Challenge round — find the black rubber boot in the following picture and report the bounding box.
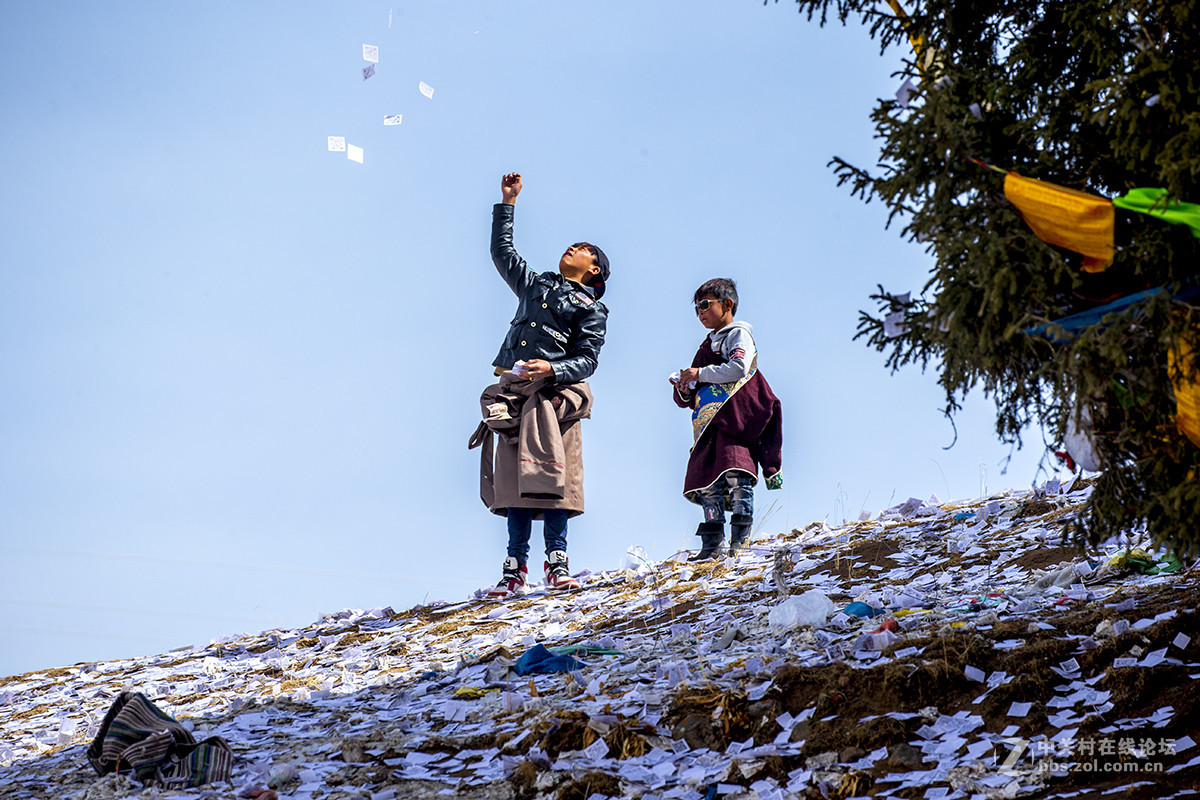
[688,522,726,561]
[729,514,753,555]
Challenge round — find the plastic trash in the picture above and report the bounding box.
[768,590,834,633]
[1028,564,1078,592]
[856,629,903,652]
[844,601,887,618]
[620,545,654,573]
[268,764,298,789]
[513,644,584,676]
[1111,549,1181,575]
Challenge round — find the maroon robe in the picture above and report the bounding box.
[673,339,783,498]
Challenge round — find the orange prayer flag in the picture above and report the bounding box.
[1003,173,1115,272]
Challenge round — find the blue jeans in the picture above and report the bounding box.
[506,508,568,563]
[696,471,755,523]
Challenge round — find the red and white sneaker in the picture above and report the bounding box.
[544,550,581,591]
[487,557,528,599]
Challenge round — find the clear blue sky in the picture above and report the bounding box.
[0,1,1064,678]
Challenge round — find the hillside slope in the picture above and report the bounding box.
[2,479,1199,799]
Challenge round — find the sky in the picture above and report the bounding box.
[0,1,1070,679]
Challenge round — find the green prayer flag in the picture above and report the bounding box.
[1113,188,1200,240]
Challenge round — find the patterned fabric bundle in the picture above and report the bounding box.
[86,692,233,788]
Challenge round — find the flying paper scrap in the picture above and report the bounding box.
[419,81,434,99]
[363,44,379,63]
[883,310,907,338]
[327,136,346,152]
[363,63,376,81]
[347,144,364,164]
[384,114,403,126]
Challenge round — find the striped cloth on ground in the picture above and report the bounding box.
[86,691,233,788]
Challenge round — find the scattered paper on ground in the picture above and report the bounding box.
[3,479,1199,799]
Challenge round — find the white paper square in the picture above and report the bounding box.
[964,665,985,683]
[327,136,345,152]
[363,63,376,81]
[583,738,609,760]
[883,310,907,338]
[1173,632,1191,650]
[1142,647,1168,667]
[363,44,379,63]
[383,114,403,126]
[1007,701,1032,717]
[347,144,364,164]
[419,81,434,99]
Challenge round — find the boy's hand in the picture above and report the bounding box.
[501,172,522,205]
[680,367,700,386]
[521,358,554,381]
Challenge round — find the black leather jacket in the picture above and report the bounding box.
[491,204,608,384]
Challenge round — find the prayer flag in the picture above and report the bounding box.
[1113,188,1200,241]
[1170,331,1200,449]
[1003,173,1115,272]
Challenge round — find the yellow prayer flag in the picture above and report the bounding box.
[885,0,926,71]
[1004,173,1115,272]
[1169,331,1200,449]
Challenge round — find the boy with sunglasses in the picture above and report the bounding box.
[671,278,783,560]
[476,172,610,599]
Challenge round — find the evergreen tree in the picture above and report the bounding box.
[781,0,1200,553]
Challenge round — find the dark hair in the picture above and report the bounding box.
[574,242,610,299]
[694,278,738,315]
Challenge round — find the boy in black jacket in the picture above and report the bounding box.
[483,172,610,598]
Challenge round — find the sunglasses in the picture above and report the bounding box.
[695,298,724,314]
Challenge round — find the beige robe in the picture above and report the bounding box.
[468,372,593,517]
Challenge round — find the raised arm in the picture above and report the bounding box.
[491,172,535,296]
